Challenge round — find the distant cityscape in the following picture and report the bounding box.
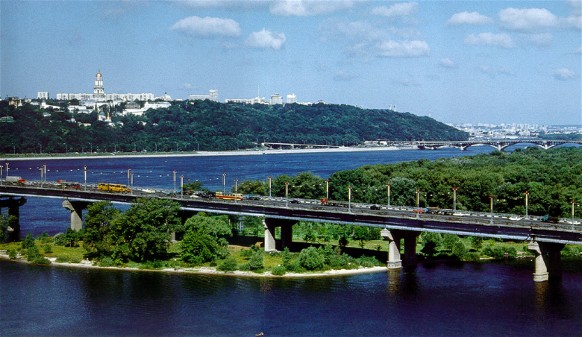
[3,70,581,137]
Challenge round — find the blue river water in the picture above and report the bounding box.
[2,147,582,336]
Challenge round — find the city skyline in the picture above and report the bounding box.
[1,0,580,125]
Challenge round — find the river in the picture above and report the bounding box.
[2,147,582,336]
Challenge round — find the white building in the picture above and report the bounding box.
[56,70,155,103]
[37,92,49,100]
[286,93,297,104]
[270,93,283,105]
[189,89,218,102]
[225,97,268,105]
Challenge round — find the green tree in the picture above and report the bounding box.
[83,201,121,258]
[110,198,181,262]
[298,246,325,270]
[180,213,232,264]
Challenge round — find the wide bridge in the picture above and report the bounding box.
[1,183,581,282]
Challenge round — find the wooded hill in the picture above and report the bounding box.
[0,99,468,153]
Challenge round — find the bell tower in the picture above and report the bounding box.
[94,69,105,100]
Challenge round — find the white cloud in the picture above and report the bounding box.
[439,57,456,68]
[372,2,418,18]
[376,40,429,57]
[170,16,241,38]
[499,8,558,32]
[270,0,353,16]
[553,68,576,80]
[447,11,492,25]
[245,29,287,50]
[478,65,513,77]
[525,33,553,46]
[465,32,513,48]
[562,15,582,29]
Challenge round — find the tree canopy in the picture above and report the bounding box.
[0,100,468,153]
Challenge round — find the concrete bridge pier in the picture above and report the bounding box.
[62,200,90,231]
[263,218,296,252]
[528,240,565,282]
[381,229,420,269]
[0,197,26,242]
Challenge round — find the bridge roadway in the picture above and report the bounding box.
[1,183,580,245]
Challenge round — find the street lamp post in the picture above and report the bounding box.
[127,169,131,188]
[524,191,529,220]
[43,164,47,183]
[572,199,576,225]
[39,167,44,187]
[416,189,420,219]
[452,186,458,211]
[348,185,352,213]
[326,179,330,200]
[84,165,87,191]
[180,175,184,198]
[387,183,391,209]
[285,182,289,207]
[222,173,227,194]
[234,178,238,193]
[0,165,3,185]
[489,195,495,224]
[5,162,9,177]
[173,170,177,194]
[268,176,272,198]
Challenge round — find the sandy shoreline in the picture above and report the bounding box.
[0,253,388,278]
[1,146,411,161]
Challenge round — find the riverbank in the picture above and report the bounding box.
[0,252,388,278]
[0,145,413,161]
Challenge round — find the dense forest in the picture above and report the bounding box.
[236,147,582,218]
[0,99,468,153]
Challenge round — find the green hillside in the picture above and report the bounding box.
[0,99,468,153]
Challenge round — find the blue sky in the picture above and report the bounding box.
[1,1,580,125]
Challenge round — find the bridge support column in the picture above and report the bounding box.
[381,229,401,269]
[527,240,565,282]
[263,219,277,252]
[62,200,90,231]
[0,197,26,242]
[381,229,420,269]
[402,231,420,267]
[263,218,297,252]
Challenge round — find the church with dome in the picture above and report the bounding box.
[56,70,157,103]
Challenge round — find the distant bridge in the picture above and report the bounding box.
[2,182,581,281]
[262,139,582,151]
[413,139,582,151]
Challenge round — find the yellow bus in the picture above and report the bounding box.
[215,191,243,201]
[97,183,131,193]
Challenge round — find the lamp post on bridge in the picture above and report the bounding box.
[416,189,421,219]
[127,168,132,189]
[348,185,352,213]
[173,170,177,194]
[524,191,529,220]
[222,172,227,194]
[83,165,87,191]
[387,183,391,209]
[489,195,495,224]
[180,175,184,199]
[285,182,289,207]
[452,186,459,211]
[572,199,577,226]
[0,165,3,185]
[5,162,9,177]
[268,176,272,198]
[326,179,330,200]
